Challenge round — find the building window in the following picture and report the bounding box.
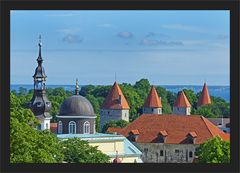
[175,149,179,156]
[152,108,154,112]
[189,151,193,158]
[156,152,159,162]
[83,121,90,134]
[58,121,63,134]
[69,121,76,134]
[46,123,49,129]
[160,150,164,156]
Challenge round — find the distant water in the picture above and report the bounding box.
[11,84,230,102]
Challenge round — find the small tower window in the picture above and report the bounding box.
[69,121,76,134]
[46,123,49,129]
[83,121,90,134]
[58,121,63,134]
[189,151,193,158]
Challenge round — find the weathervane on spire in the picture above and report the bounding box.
[75,78,79,95]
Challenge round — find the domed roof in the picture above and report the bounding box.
[59,95,95,116]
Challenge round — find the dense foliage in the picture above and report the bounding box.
[10,92,110,163]
[196,136,230,163]
[12,79,230,125]
[102,120,130,133]
[61,138,110,163]
[10,93,64,163]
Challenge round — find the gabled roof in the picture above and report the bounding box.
[198,83,211,106]
[143,86,162,108]
[188,132,197,138]
[174,91,191,108]
[101,82,130,109]
[107,114,229,144]
[159,130,168,137]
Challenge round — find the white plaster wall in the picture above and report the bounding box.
[143,107,162,114]
[173,107,191,115]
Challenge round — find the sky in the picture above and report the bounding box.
[10,10,230,85]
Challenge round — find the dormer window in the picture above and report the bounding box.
[158,130,168,143]
[187,132,197,144]
[128,130,140,142]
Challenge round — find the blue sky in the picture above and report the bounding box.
[10,10,230,85]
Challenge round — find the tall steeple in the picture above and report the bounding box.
[29,36,52,130]
[197,82,211,107]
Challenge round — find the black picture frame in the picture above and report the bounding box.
[0,0,239,173]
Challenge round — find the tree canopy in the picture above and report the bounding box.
[61,138,110,163]
[10,93,64,163]
[102,120,130,133]
[195,136,230,163]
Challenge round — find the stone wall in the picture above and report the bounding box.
[100,109,129,128]
[134,142,198,163]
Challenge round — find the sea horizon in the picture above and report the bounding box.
[11,84,230,102]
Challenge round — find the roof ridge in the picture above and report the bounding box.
[200,116,215,137]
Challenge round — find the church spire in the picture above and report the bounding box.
[37,35,43,66]
[75,78,79,95]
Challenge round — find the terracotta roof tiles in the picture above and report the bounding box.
[198,83,211,106]
[101,82,130,109]
[174,91,191,108]
[143,85,162,108]
[108,114,229,144]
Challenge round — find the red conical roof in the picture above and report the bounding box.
[174,90,191,108]
[101,82,130,109]
[143,86,162,108]
[198,83,211,106]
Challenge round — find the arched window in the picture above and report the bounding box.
[69,121,76,134]
[83,121,90,134]
[58,121,63,134]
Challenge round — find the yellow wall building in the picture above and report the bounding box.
[57,133,143,163]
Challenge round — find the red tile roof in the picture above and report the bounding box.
[50,123,57,134]
[107,114,229,144]
[143,85,162,108]
[174,91,191,108]
[198,83,211,106]
[101,82,130,109]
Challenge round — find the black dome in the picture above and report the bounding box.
[59,95,95,116]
